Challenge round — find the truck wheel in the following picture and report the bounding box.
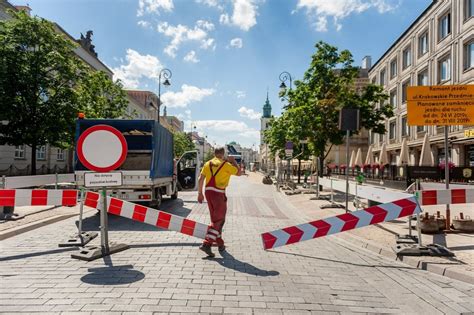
[171,189,178,200]
[151,189,162,208]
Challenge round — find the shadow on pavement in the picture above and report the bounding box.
[129,242,199,249]
[0,247,77,261]
[81,263,145,285]
[269,250,415,269]
[207,250,279,277]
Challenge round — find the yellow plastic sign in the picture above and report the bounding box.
[407,85,474,126]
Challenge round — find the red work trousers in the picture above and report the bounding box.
[203,190,227,246]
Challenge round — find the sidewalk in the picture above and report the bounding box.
[264,174,474,285]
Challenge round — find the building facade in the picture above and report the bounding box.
[368,0,474,168]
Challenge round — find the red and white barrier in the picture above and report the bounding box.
[84,191,208,239]
[417,189,474,206]
[0,189,78,207]
[261,197,421,250]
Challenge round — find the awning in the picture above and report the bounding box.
[397,137,410,166]
[419,133,434,166]
[365,145,374,165]
[450,137,474,145]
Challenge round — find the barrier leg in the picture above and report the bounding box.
[58,188,98,247]
[320,178,345,209]
[0,175,24,221]
[71,189,128,261]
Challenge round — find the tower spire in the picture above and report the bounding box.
[262,89,272,118]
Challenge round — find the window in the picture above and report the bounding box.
[438,55,451,82]
[418,69,429,86]
[402,80,410,103]
[36,145,46,160]
[389,121,396,140]
[371,76,376,84]
[14,145,25,159]
[466,0,474,19]
[464,40,474,70]
[390,59,397,79]
[380,69,386,85]
[57,149,65,161]
[418,31,429,56]
[401,116,409,137]
[390,89,397,108]
[417,125,426,133]
[402,46,411,69]
[439,12,451,40]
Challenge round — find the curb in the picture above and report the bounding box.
[0,213,78,241]
[336,232,474,285]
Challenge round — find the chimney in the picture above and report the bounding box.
[361,56,372,69]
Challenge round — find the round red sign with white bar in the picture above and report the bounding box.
[77,125,128,172]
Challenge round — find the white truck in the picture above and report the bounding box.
[74,119,200,207]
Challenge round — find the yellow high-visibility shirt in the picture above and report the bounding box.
[201,157,238,189]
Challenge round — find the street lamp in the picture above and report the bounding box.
[278,71,293,96]
[157,68,172,120]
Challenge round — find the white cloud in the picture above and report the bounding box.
[229,38,243,49]
[195,0,223,10]
[236,90,246,98]
[219,0,258,31]
[184,50,200,63]
[238,106,261,120]
[194,120,259,138]
[137,0,174,16]
[157,20,215,58]
[112,49,163,88]
[137,20,152,29]
[161,84,215,108]
[296,0,398,32]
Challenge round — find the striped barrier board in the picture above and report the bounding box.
[261,197,422,250]
[0,189,78,207]
[84,191,209,239]
[417,189,474,205]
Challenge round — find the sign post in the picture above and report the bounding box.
[407,85,474,231]
[71,124,129,261]
[285,141,293,182]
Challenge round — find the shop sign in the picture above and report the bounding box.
[464,129,474,138]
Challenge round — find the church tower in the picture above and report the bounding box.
[260,92,272,146]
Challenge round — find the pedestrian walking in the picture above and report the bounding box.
[197,147,241,257]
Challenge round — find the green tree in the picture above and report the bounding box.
[269,41,392,171]
[76,70,128,120]
[0,11,127,174]
[173,132,194,158]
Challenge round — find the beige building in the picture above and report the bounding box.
[368,0,474,168]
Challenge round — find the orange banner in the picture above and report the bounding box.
[407,85,474,126]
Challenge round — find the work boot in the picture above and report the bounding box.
[218,245,226,252]
[199,244,215,258]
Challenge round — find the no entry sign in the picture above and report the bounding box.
[77,125,128,172]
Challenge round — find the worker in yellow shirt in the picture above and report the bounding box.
[197,147,241,257]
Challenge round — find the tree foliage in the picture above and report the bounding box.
[0,10,127,174]
[173,132,194,158]
[266,41,393,165]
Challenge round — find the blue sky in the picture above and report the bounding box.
[19,0,431,148]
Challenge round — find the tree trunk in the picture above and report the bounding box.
[297,158,301,184]
[31,143,37,175]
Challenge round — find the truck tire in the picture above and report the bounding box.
[151,188,162,208]
[171,189,178,200]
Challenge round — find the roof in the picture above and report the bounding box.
[370,0,438,71]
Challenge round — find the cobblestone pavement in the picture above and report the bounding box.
[0,174,473,314]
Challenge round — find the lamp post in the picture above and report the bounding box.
[157,68,172,120]
[279,71,293,100]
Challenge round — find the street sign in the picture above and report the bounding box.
[285,149,293,158]
[84,172,123,188]
[285,141,293,150]
[407,85,474,126]
[77,125,128,172]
